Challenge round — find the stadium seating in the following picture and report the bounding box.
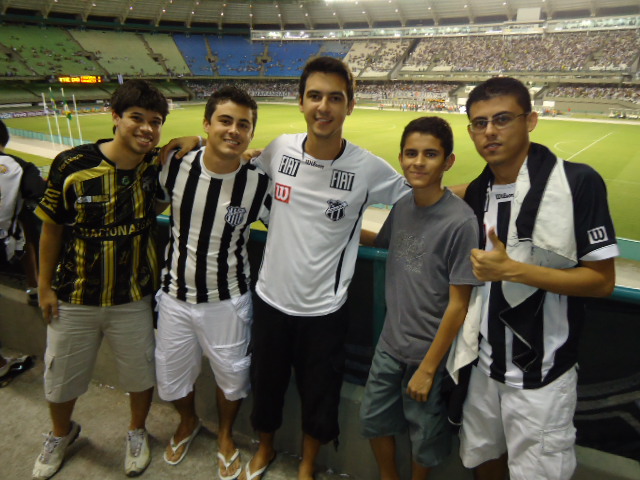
[142,34,192,76]
[264,41,322,77]
[401,30,639,73]
[0,84,40,105]
[318,41,352,58]
[208,36,264,76]
[0,24,638,109]
[361,39,412,78]
[344,40,383,76]
[70,30,166,77]
[0,25,104,77]
[546,85,640,104]
[172,34,214,76]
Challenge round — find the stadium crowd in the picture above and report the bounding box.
[546,84,640,104]
[1,27,638,80]
[357,81,459,100]
[186,79,461,102]
[403,30,639,73]
[186,80,298,99]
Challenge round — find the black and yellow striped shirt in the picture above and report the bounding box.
[36,140,161,306]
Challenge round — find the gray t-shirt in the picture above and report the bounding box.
[375,189,482,366]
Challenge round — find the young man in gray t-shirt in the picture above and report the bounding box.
[360,117,482,479]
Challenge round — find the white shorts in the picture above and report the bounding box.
[44,297,155,403]
[459,366,577,480]
[155,290,252,402]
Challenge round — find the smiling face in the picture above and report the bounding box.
[203,100,254,165]
[467,94,538,182]
[112,106,163,157]
[400,132,454,192]
[299,71,354,144]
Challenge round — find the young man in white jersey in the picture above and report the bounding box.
[242,56,408,480]
[155,86,270,480]
[453,77,618,480]
[167,57,409,480]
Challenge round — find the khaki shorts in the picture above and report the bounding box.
[44,297,155,403]
[459,366,577,480]
[155,290,252,402]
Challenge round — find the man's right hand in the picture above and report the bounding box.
[159,136,201,164]
[38,286,59,324]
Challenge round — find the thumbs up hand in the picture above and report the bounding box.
[470,228,514,282]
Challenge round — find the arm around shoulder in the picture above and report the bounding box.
[360,227,378,247]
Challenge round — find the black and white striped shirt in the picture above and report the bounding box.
[472,161,618,389]
[160,148,270,303]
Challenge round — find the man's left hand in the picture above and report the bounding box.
[470,228,514,282]
[407,369,434,402]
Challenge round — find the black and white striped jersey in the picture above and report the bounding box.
[160,148,270,303]
[475,161,618,389]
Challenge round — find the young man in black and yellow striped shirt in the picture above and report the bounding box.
[32,80,169,480]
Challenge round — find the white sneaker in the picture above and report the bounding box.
[125,428,151,477]
[32,422,81,480]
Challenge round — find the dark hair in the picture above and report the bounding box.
[466,77,532,118]
[299,56,355,103]
[400,116,454,158]
[110,80,169,133]
[0,119,8,147]
[204,85,258,128]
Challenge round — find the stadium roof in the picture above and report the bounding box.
[2,0,639,31]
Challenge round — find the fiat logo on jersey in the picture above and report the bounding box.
[275,183,291,203]
[325,199,348,221]
[225,206,246,227]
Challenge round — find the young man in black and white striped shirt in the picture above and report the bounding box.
[155,86,270,480]
[456,77,618,480]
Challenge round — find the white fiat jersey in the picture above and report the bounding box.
[254,133,410,316]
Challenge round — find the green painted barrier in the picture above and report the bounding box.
[618,237,640,262]
[160,217,640,324]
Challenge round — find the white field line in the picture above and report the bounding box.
[566,132,614,160]
[606,178,640,186]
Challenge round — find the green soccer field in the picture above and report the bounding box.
[5,102,640,240]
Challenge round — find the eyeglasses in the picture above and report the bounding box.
[468,112,529,133]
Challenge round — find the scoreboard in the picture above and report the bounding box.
[58,75,104,84]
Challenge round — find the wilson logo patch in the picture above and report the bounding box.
[587,226,608,245]
[274,183,292,203]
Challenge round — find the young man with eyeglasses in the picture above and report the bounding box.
[451,77,618,480]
